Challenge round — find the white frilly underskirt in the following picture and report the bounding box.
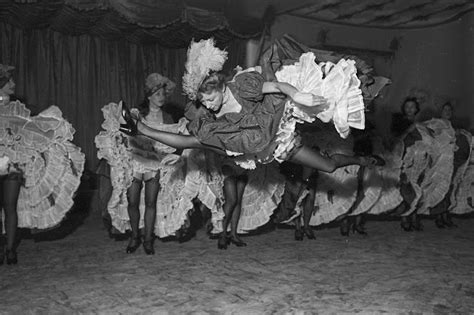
[0,101,85,230]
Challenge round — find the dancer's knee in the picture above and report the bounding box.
[321,162,337,173]
[225,197,238,209]
[144,200,157,209]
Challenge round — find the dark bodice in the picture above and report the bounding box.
[187,71,286,155]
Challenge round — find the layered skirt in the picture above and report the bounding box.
[0,101,84,229]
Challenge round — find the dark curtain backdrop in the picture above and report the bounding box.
[0,22,246,170]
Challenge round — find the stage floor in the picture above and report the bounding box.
[1,210,474,314]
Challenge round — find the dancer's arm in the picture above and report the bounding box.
[137,121,227,155]
[262,81,327,108]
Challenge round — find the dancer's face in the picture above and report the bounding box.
[0,78,15,96]
[403,101,418,121]
[199,88,224,112]
[148,87,166,108]
[441,105,453,121]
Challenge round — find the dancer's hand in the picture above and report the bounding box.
[130,108,141,121]
[161,154,181,165]
[293,92,328,109]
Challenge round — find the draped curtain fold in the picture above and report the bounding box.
[0,0,262,45]
[0,22,247,169]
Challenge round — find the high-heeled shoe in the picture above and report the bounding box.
[435,216,446,229]
[143,239,155,255]
[352,223,368,236]
[400,217,413,232]
[119,103,138,136]
[294,229,304,241]
[217,234,228,250]
[340,219,350,236]
[229,235,247,247]
[303,226,316,240]
[126,236,141,254]
[412,216,423,231]
[6,249,17,265]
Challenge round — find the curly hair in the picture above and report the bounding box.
[400,97,420,116]
[441,101,453,111]
[196,72,226,100]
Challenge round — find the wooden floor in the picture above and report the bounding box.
[1,208,474,314]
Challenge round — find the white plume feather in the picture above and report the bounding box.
[182,38,228,100]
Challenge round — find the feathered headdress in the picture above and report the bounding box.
[182,38,228,100]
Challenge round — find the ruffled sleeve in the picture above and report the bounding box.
[233,72,265,103]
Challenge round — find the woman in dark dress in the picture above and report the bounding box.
[120,39,384,175]
[391,97,424,231]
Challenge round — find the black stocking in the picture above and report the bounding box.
[302,187,315,230]
[143,176,160,242]
[230,175,247,241]
[291,146,365,173]
[1,177,21,250]
[127,179,142,239]
[221,176,238,236]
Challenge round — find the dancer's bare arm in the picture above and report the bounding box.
[262,81,327,108]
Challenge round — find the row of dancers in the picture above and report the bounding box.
[0,37,472,264]
[97,38,473,253]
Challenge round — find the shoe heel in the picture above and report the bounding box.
[352,224,368,236]
[294,229,304,241]
[217,235,228,250]
[6,249,17,265]
[143,240,155,255]
[229,237,247,247]
[340,219,350,236]
[126,237,142,254]
[303,227,316,240]
[119,102,138,136]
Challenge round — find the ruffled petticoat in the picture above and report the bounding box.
[236,162,285,233]
[273,52,364,162]
[288,130,359,226]
[368,139,404,215]
[399,119,455,216]
[179,150,225,234]
[95,102,219,238]
[207,157,285,234]
[0,101,85,229]
[233,52,365,169]
[349,165,383,216]
[308,165,359,226]
[449,131,473,214]
[342,136,404,217]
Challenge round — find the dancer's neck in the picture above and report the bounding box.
[146,105,164,123]
[215,87,241,118]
